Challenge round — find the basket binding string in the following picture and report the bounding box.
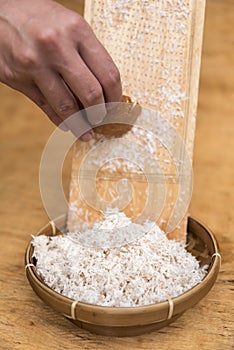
[211,252,221,268]
[64,300,79,320]
[167,298,174,320]
[25,263,35,271]
[49,220,56,236]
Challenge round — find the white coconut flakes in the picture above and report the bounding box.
[32,210,207,307]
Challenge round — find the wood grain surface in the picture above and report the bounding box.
[68,0,206,240]
[0,0,233,349]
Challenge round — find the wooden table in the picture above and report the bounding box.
[0,1,233,349]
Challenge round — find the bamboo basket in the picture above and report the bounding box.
[25,216,220,337]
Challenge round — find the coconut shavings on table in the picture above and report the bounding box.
[32,210,207,307]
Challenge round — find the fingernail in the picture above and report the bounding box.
[106,101,118,112]
[81,131,93,142]
[86,104,106,125]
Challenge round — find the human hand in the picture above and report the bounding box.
[0,0,122,140]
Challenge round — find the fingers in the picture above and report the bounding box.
[17,82,65,128]
[34,70,93,138]
[58,51,107,125]
[19,82,93,140]
[77,28,122,103]
[34,70,78,121]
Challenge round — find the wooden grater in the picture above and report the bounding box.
[67,0,206,240]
